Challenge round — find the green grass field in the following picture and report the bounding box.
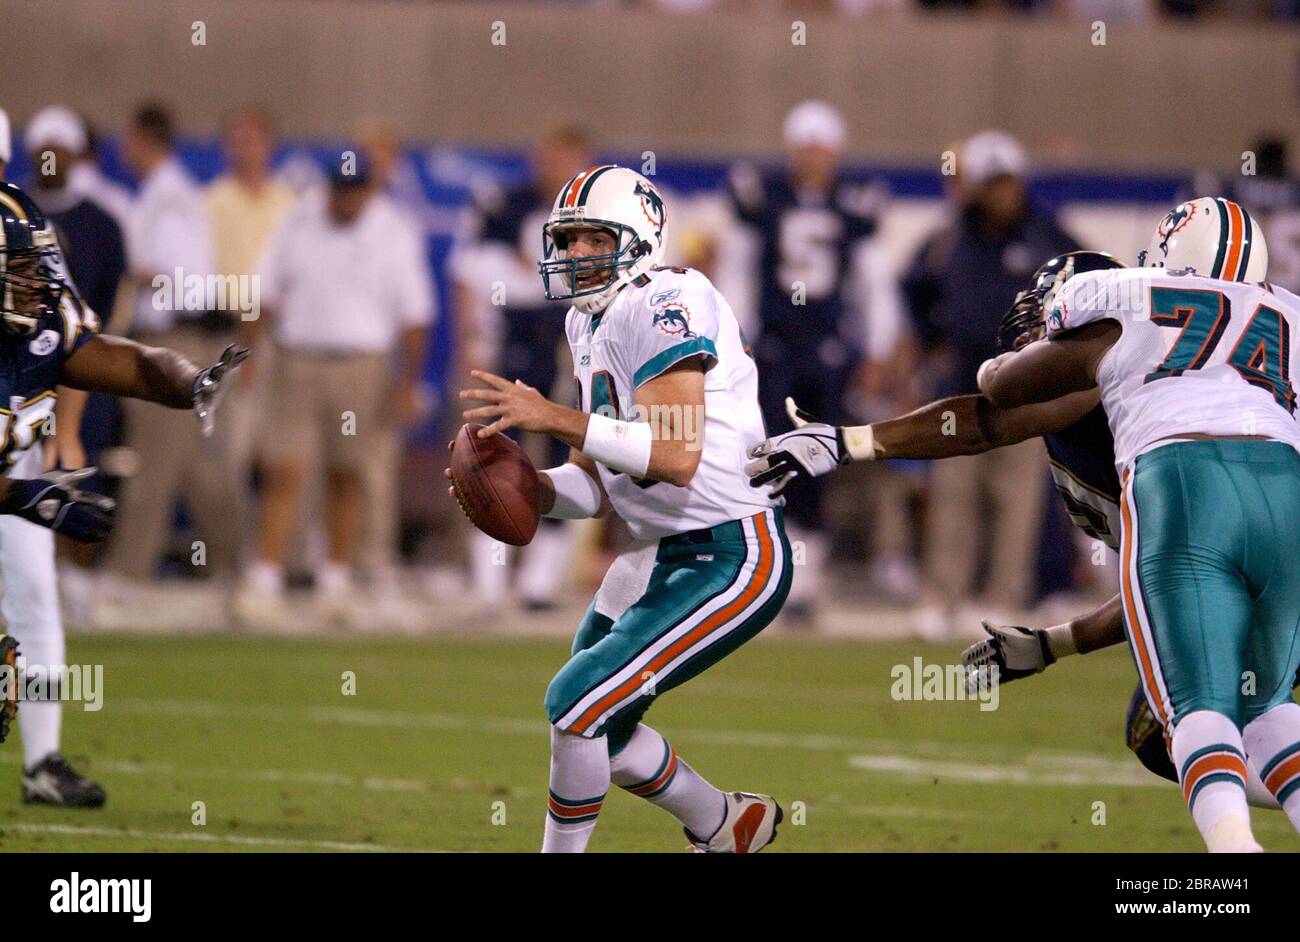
[1,631,1296,852]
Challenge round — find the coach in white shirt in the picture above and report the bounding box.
[106,104,247,586]
[237,155,433,624]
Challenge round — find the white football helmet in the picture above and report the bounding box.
[538,165,668,314]
[1138,196,1268,283]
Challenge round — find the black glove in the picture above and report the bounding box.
[193,344,250,437]
[0,467,116,542]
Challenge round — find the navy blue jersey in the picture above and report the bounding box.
[1042,403,1121,550]
[727,164,881,348]
[0,291,97,475]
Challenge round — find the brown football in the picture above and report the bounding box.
[449,424,541,546]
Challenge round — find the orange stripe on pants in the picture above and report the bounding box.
[569,514,774,735]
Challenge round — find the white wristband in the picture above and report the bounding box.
[842,424,877,462]
[541,464,603,520]
[581,413,652,478]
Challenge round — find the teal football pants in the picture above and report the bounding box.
[545,509,791,752]
[1120,440,1300,730]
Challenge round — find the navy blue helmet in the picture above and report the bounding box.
[996,250,1124,353]
[0,181,70,337]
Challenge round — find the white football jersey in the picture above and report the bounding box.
[566,266,775,539]
[1047,267,1300,473]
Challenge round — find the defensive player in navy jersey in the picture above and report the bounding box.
[0,182,245,805]
[744,253,1192,780]
[727,100,897,623]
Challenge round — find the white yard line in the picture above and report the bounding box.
[0,752,426,792]
[847,753,1164,788]
[107,697,1002,757]
[102,697,1160,788]
[2,821,443,852]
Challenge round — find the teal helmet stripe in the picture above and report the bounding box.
[1210,198,1230,278]
[1237,204,1253,281]
[575,165,618,209]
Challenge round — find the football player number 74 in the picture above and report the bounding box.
[1144,286,1296,414]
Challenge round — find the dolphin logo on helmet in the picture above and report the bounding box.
[1137,197,1268,283]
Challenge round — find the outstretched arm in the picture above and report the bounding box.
[870,389,1101,459]
[745,389,1100,492]
[977,321,1119,408]
[961,593,1125,689]
[60,334,200,408]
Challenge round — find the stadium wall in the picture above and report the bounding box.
[1,0,1295,172]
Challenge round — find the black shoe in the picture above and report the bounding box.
[22,753,107,808]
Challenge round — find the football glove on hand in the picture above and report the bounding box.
[193,344,249,437]
[962,620,1056,695]
[745,397,848,496]
[0,467,115,543]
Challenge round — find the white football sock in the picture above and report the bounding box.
[1245,757,1281,810]
[14,632,64,769]
[542,726,609,853]
[1243,702,1300,832]
[20,700,61,770]
[1172,710,1257,852]
[610,723,726,840]
[517,522,577,605]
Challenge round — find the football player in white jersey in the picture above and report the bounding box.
[455,165,791,852]
[978,197,1300,852]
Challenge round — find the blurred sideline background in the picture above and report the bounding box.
[0,0,1296,640]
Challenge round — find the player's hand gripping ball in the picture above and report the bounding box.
[446,424,540,546]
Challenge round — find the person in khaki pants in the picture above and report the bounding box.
[236,154,432,626]
[920,437,1045,627]
[106,104,247,584]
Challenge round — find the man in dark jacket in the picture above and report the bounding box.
[902,130,1079,640]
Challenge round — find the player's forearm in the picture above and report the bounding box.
[1067,592,1125,655]
[540,449,610,519]
[63,335,199,409]
[865,395,995,460]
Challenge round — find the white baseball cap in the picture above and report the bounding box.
[961,129,1027,187]
[27,105,87,155]
[0,107,10,165]
[783,100,846,151]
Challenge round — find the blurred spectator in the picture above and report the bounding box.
[450,125,592,609]
[727,100,905,626]
[237,153,433,625]
[69,121,133,232]
[354,120,436,590]
[25,107,126,323]
[902,129,1078,638]
[104,103,245,587]
[206,109,296,482]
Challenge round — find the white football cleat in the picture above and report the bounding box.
[687,791,782,853]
